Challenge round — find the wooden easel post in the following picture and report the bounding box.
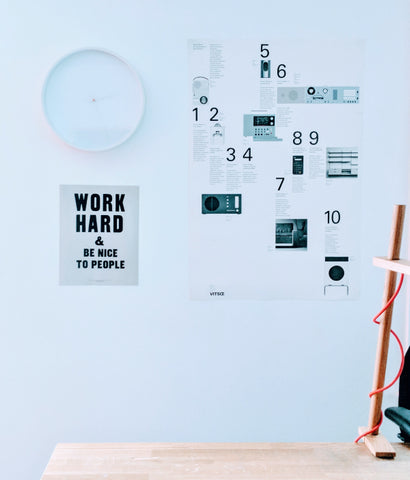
[359,204,406,458]
[368,205,405,431]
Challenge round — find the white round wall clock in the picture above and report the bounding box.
[42,48,145,151]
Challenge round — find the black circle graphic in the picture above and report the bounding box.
[204,196,220,212]
[329,265,345,281]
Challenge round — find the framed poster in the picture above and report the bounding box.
[189,39,364,300]
[60,185,139,285]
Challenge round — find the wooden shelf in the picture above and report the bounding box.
[373,256,410,276]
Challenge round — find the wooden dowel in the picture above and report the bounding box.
[368,205,406,434]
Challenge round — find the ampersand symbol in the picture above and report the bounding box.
[95,236,104,246]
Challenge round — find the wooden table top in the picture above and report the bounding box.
[41,442,410,480]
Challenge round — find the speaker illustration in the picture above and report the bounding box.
[193,76,209,104]
[277,87,305,104]
[277,86,360,104]
[202,194,242,214]
[243,114,282,141]
[324,256,349,297]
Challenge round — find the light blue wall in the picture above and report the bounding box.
[0,1,409,478]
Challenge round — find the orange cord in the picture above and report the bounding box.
[354,273,405,443]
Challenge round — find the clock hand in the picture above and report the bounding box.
[89,94,116,102]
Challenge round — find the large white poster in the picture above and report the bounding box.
[60,185,139,285]
[189,39,364,300]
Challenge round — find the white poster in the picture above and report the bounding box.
[60,185,139,285]
[189,39,364,300]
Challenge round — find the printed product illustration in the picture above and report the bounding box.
[202,194,242,214]
[277,86,359,104]
[275,219,308,249]
[324,256,350,297]
[326,148,358,177]
[243,114,282,141]
[292,155,304,175]
[211,123,225,145]
[193,76,209,104]
[260,60,271,78]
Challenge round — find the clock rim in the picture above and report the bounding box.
[42,47,145,152]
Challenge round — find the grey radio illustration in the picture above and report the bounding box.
[202,194,242,214]
[324,256,349,297]
[193,76,209,105]
[277,86,359,104]
[243,114,282,141]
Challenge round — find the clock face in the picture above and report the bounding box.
[42,49,145,151]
